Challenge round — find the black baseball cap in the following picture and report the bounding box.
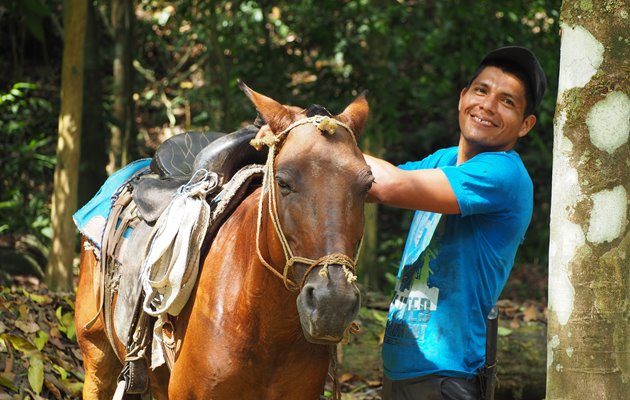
[478,46,547,113]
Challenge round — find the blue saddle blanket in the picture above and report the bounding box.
[73,159,151,252]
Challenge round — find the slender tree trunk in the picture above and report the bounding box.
[547,1,630,398]
[358,135,384,291]
[360,202,379,289]
[47,0,87,291]
[207,3,232,131]
[107,0,134,175]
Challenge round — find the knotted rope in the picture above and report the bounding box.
[252,115,362,291]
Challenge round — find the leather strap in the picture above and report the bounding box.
[102,187,134,363]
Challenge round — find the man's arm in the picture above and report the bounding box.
[364,154,460,214]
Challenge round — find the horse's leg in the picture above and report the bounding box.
[75,241,123,399]
[148,364,170,400]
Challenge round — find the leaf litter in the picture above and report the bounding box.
[0,279,83,399]
[0,278,547,400]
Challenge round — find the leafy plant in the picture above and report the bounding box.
[0,82,57,243]
[0,82,57,281]
[129,1,560,273]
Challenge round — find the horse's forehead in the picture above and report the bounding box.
[283,119,356,148]
[279,125,362,166]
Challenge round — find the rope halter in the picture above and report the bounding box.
[252,115,362,291]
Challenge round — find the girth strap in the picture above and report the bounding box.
[84,185,135,364]
[114,294,153,398]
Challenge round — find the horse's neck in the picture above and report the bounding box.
[244,189,304,332]
[199,188,303,342]
[171,188,330,400]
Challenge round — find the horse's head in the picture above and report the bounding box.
[240,81,372,344]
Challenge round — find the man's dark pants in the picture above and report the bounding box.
[382,374,481,400]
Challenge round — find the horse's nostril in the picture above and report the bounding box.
[303,284,316,311]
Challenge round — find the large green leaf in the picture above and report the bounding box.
[28,354,44,395]
[34,330,49,351]
[55,306,76,341]
[3,333,37,354]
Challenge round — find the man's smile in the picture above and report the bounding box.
[470,113,497,127]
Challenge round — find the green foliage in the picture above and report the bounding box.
[0,0,61,85]
[129,1,560,270]
[0,83,57,244]
[0,0,52,41]
[0,0,561,293]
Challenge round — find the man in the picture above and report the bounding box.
[365,46,547,399]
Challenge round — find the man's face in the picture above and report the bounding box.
[458,66,536,154]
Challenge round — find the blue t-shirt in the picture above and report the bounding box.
[382,146,533,380]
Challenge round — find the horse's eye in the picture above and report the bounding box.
[276,177,292,195]
[361,173,375,196]
[363,179,374,195]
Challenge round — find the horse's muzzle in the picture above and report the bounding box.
[296,266,361,344]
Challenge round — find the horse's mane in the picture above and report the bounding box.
[305,104,332,118]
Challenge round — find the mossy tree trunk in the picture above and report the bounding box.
[547,1,630,398]
[46,0,87,291]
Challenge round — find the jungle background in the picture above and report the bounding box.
[0,0,561,398]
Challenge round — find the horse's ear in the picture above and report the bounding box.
[238,80,296,134]
[336,90,369,139]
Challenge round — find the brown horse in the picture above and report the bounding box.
[74,83,373,399]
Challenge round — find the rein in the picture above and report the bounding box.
[252,115,362,291]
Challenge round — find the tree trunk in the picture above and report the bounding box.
[207,3,232,131]
[358,135,384,291]
[107,0,134,175]
[547,1,630,398]
[46,0,87,291]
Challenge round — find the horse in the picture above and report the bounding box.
[74,82,373,399]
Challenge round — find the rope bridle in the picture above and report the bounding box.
[252,115,363,291]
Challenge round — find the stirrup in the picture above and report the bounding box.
[114,358,149,398]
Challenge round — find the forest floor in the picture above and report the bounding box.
[0,270,547,400]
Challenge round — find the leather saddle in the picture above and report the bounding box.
[132,122,267,223]
[108,120,269,394]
